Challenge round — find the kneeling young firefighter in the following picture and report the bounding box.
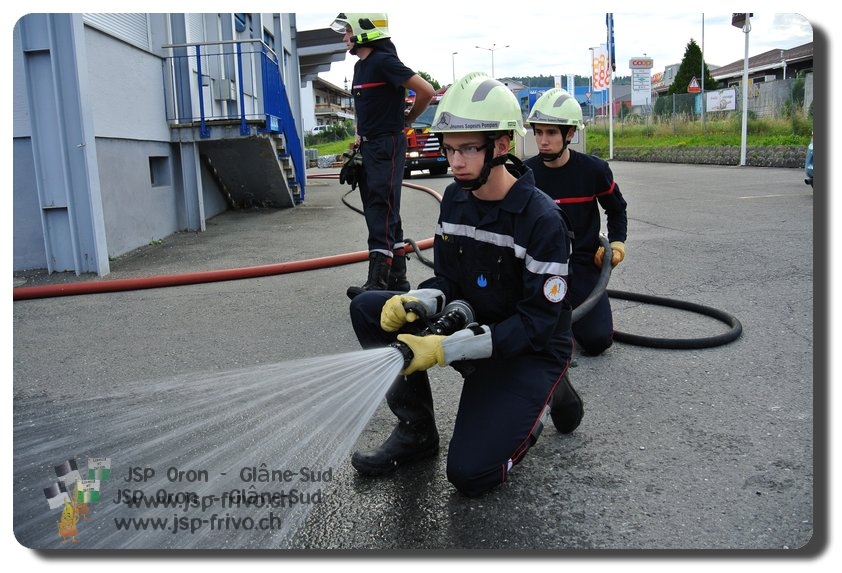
[525,88,628,356]
[349,72,583,497]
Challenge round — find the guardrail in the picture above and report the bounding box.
[162,39,305,200]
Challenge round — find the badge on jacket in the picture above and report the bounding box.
[543,276,567,302]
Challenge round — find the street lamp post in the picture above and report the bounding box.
[475,43,509,79]
[732,13,752,166]
[451,51,458,84]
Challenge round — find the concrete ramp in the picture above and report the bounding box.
[199,135,297,209]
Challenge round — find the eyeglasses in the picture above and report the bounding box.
[440,143,488,159]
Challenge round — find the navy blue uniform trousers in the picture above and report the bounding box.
[569,260,614,355]
[350,290,567,497]
[358,134,406,257]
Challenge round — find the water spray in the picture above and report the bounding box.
[388,299,475,369]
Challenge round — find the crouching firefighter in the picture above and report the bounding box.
[348,72,583,498]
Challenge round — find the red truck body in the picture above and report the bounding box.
[403,88,449,178]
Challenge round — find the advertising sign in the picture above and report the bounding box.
[631,69,652,106]
[706,88,737,111]
[592,44,610,91]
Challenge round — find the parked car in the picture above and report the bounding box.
[805,134,813,187]
[312,125,329,134]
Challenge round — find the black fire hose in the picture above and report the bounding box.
[586,237,743,349]
[608,289,743,349]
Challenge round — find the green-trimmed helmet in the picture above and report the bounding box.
[432,72,526,137]
[527,88,583,129]
[330,13,390,44]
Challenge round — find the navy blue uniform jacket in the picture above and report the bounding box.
[419,167,573,365]
[352,42,414,137]
[525,149,627,265]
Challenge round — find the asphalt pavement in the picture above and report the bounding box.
[11,161,820,555]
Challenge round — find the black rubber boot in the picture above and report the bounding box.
[549,371,584,434]
[351,372,439,476]
[351,419,439,476]
[347,251,391,300]
[387,247,411,292]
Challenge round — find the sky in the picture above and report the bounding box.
[294,9,816,90]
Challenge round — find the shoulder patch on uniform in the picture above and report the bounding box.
[543,276,567,303]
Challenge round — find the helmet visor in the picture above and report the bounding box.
[330,20,350,34]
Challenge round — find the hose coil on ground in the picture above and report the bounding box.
[575,237,742,349]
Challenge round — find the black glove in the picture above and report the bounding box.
[339,148,363,190]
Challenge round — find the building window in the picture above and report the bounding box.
[234,13,247,33]
[149,156,171,188]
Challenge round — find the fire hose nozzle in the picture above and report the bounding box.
[387,299,476,370]
[389,340,415,370]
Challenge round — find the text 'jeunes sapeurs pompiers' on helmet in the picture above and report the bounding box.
[432,72,526,137]
[527,87,584,129]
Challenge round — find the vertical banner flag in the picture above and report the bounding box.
[554,75,562,88]
[607,13,615,72]
[592,45,610,91]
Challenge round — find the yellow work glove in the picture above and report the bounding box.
[381,295,421,332]
[395,333,446,375]
[396,324,494,375]
[380,289,446,332]
[594,241,626,269]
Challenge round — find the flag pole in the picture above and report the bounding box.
[607,13,614,160]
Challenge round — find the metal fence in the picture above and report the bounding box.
[588,76,813,135]
[162,38,305,200]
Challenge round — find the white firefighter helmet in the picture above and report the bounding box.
[527,87,583,129]
[330,13,390,44]
[432,72,526,137]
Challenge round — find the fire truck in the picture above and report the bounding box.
[403,87,449,179]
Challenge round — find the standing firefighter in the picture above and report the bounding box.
[525,88,628,356]
[331,13,435,298]
[349,72,583,497]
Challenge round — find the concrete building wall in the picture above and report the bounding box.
[13,12,313,275]
[12,138,46,270]
[95,138,179,257]
[300,80,317,132]
[84,27,172,141]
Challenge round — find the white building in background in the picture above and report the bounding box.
[300,77,354,133]
[13,13,345,276]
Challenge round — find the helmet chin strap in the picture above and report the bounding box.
[455,136,507,191]
[539,148,565,162]
[539,126,573,163]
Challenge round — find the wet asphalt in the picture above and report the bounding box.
[12,161,820,555]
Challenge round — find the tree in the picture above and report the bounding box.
[667,39,717,115]
[417,71,440,91]
[669,39,717,95]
